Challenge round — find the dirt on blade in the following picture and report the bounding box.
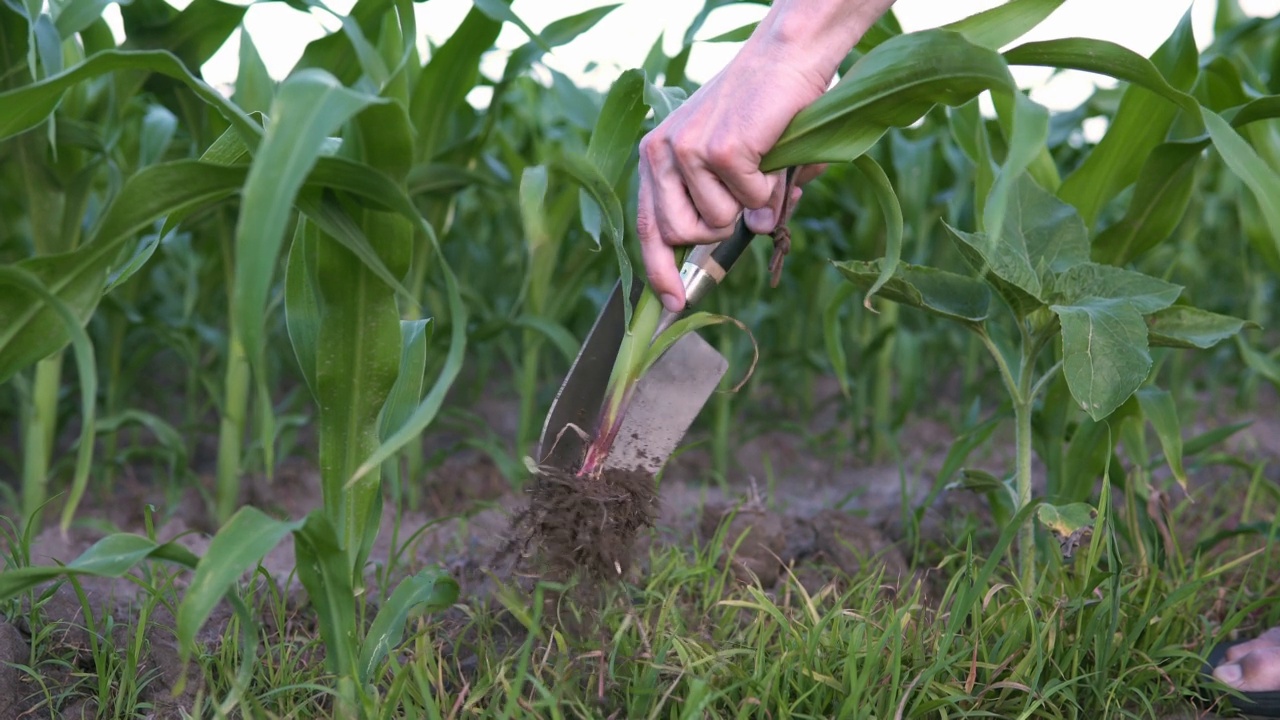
[505,465,658,583]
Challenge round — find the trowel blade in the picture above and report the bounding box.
[602,329,728,475]
[536,279,728,476]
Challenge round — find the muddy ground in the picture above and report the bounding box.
[1,376,1277,717]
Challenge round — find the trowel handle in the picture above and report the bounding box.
[679,217,756,308]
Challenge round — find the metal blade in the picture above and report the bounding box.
[537,279,728,475]
[537,280,636,470]
[603,330,727,474]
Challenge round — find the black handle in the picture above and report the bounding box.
[708,216,757,275]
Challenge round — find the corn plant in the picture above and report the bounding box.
[0,0,615,713]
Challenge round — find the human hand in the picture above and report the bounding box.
[636,0,895,313]
[637,42,827,313]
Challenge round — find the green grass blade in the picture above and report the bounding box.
[358,568,458,684]
[176,507,304,659]
[0,266,96,532]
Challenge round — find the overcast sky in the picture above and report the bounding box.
[107,0,1280,110]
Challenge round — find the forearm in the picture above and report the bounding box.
[751,0,896,85]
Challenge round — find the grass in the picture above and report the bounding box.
[2,416,1276,719]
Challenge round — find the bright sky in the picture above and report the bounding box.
[108,0,1280,111]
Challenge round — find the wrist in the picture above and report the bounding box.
[755,0,893,82]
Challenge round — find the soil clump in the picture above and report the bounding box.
[505,465,658,584]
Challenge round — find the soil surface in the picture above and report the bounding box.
[1,377,1275,717]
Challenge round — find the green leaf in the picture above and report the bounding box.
[234,28,275,115]
[1010,15,1200,226]
[850,154,902,308]
[285,220,322,400]
[231,69,383,373]
[0,533,199,601]
[54,0,117,39]
[0,266,96,532]
[1146,306,1253,349]
[1048,263,1182,315]
[472,0,551,53]
[358,568,458,683]
[409,6,501,161]
[1237,338,1280,388]
[834,259,991,325]
[985,92,1050,247]
[557,153,629,324]
[1136,387,1187,492]
[1051,298,1151,421]
[1036,502,1096,557]
[942,0,1064,50]
[0,49,261,144]
[177,507,304,658]
[292,512,358,678]
[586,68,647,186]
[704,23,755,43]
[1202,108,1280,265]
[512,315,579,364]
[379,319,431,441]
[540,4,620,46]
[581,68,649,246]
[947,173,1089,317]
[1092,140,1203,264]
[123,0,248,71]
[351,226,467,485]
[313,211,405,568]
[138,104,178,167]
[763,30,1017,170]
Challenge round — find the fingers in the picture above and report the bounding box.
[1225,627,1280,663]
[1216,647,1280,692]
[743,170,786,234]
[636,168,686,313]
[795,163,828,187]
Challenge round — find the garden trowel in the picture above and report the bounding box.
[537,219,759,476]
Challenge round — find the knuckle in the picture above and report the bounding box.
[671,135,699,165]
[703,140,738,170]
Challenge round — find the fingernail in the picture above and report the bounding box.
[660,293,683,313]
[1215,663,1243,686]
[745,207,775,233]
